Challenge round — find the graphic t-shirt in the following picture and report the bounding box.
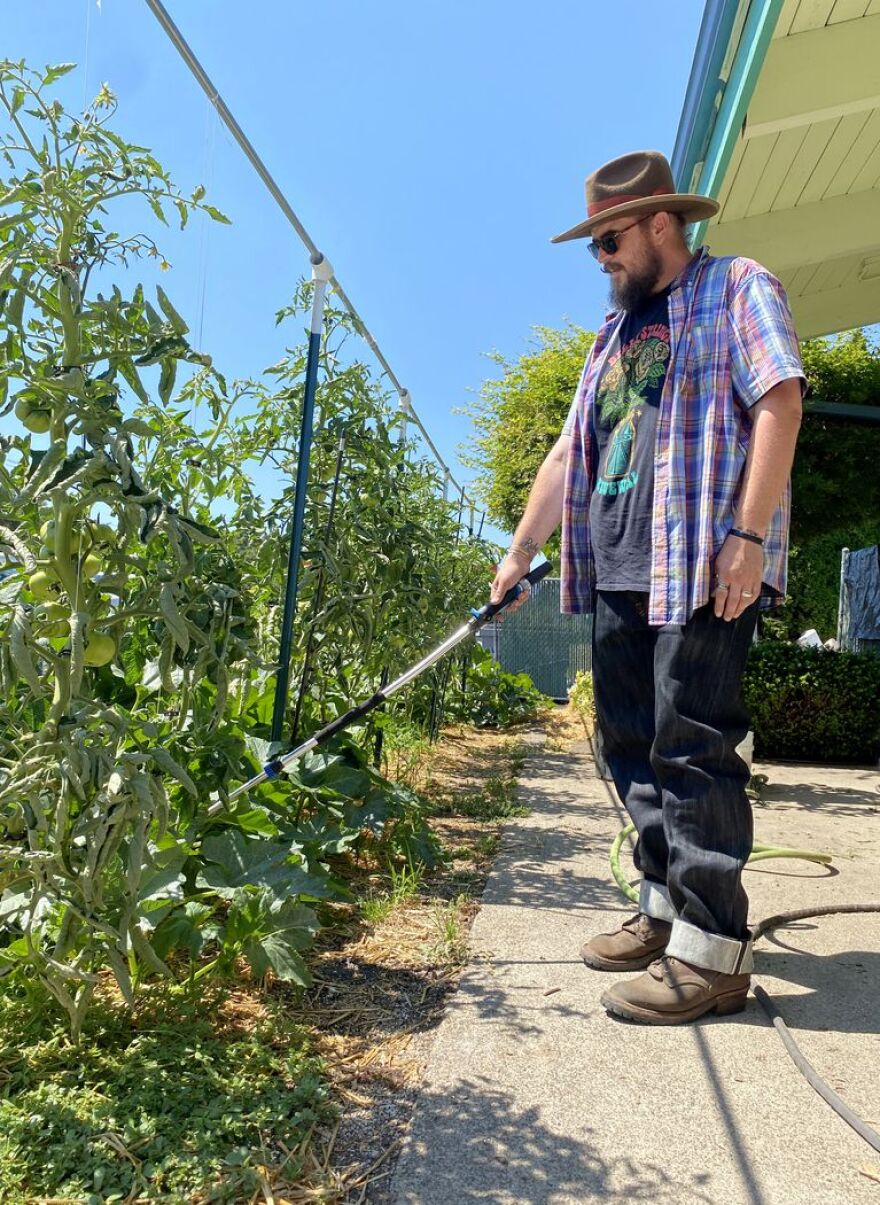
[563,286,671,592]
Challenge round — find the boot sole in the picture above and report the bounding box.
[580,947,668,973]
[599,987,750,1025]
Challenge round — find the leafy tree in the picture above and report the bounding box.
[458,323,595,553]
[793,330,880,540]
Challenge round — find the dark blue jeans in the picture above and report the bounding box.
[592,590,759,945]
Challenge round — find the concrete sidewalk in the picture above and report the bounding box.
[392,735,880,1205]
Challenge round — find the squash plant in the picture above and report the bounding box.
[0,62,272,1037]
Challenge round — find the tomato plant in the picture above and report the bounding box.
[0,62,502,1036]
[0,62,248,1036]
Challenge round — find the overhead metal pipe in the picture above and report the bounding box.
[144,0,477,517]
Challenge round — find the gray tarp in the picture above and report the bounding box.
[845,545,880,640]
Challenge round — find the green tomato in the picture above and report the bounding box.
[39,603,69,635]
[39,520,86,556]
[80,551,102,578]
[89,522,116,546]
[83,631,116,666]
[14,397,51,434]
[27,569,61,602]
[42,618,70,637]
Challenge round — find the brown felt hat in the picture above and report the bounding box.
[550,150,719,244]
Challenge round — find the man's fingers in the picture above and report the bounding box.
[712,581,729,618]
[714,582,760,621]
[504,585,531,613]
[492,579,531,617]
[723,586,743,621]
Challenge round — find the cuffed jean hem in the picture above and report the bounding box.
[667,918,754,975]
[638,879,677,924]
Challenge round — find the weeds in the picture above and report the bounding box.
[476,832,501,858]
[432,895,470,966]
[379,719,434,792]
[359,860,424,925]
[0,982,333,1203]
[443,773,529,821]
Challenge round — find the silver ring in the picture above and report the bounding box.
[742,590,755,598]
[715,580,730,591]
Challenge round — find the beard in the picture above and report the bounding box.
[606,243,664,311]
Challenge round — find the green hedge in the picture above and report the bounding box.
[743,642,880,763]
[760,521,880,642]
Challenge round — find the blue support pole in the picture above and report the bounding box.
[271,254,334,743]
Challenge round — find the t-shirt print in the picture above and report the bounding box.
[595,322,670,498]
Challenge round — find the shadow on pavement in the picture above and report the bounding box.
[753,936,880,1036]
[396,1077,722,1205]
[757,780,880,818]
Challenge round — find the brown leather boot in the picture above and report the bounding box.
[600,955,750,1024]
[580,912,672,972]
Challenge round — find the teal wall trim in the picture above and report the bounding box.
[690,0,785,245]
[671,0,742,194]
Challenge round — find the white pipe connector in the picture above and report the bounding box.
[310,253,334,283]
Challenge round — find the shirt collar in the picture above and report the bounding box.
[602,245,709,321]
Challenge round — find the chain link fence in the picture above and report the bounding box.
[476,576,592,699]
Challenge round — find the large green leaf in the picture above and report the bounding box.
[344,785,394,833]
[137,858,186,905]
[227,892,318,985]
[196,830,333,899]
[298,749,372,798]
[152,901,214,960]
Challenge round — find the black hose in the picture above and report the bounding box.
[752,902,880,943]
[611,826,880,1153]
[752,904,880,1155]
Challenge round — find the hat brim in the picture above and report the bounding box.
[550,193,720,244]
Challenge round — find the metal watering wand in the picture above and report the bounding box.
[210,561,553,810]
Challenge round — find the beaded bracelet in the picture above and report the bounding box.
[730,527,764,546]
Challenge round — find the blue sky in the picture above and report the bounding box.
[5,1,705,543]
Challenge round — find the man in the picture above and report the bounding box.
[490,150,804,1024]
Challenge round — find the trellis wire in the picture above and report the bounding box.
[144,0,483,529]
[144,0,488,738]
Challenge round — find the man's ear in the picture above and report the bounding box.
[652,210,673,242]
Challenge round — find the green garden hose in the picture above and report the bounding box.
[609,822,833,904]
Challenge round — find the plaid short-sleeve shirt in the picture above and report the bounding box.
[560,247,805,626]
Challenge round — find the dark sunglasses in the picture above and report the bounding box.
[587,214,651,261]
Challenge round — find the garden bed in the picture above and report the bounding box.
[0,713,561,1203]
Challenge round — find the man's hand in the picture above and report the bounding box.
[711,534,762,621]
[490,553,532,619]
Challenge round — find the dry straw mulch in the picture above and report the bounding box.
[285,709,573,1202]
